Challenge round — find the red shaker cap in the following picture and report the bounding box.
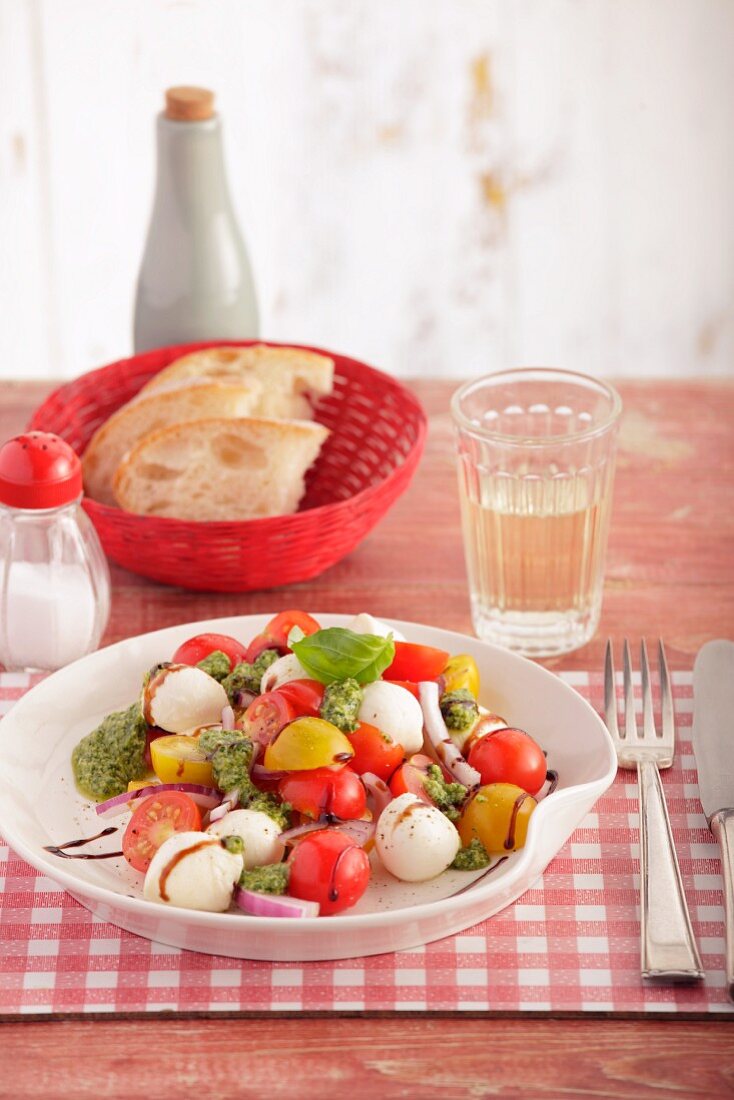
[0,432,83,509]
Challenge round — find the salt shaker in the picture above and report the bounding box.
[0,432,110,672]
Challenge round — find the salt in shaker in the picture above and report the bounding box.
[0,432,111,672]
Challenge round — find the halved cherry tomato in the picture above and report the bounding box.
[122,792,202,873]
[384,679,420,700]
[276,679,325,717]
[172,632,247,669]
[288,829,370,915]
[150,733,214,786]
[442,654,480,698]
[264,717,354,772]
[458,783,537,854]
[467,727,547,795]
[144,725,168,769]
[385,642,450,682]
[244,610,321,662]
[278,767,367,821]
[347,722,404,782]
[244,692,296,747]
[127,778,159,808]
[388,752,436,803]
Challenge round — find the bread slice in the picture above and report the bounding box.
[112,417,330,521]
[82,380,262,505]
[138,345,334,420]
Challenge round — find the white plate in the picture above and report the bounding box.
[0,615,616,961]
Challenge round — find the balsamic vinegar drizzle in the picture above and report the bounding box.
[545,769,559,795]
[44,825,122,860]
[450,856,509,897]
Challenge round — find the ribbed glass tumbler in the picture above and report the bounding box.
[451,369,622,658]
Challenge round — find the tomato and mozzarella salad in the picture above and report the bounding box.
[68,611,556,919]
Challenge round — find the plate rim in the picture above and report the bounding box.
[0,613,617,934]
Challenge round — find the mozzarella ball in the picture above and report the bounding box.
[358,681,424,754]
[206,809,285,869]
[375,793,460,882]
[260,653,308,694]
[347,613,406,643]
[143,831,243,911]
[142,664,228,734]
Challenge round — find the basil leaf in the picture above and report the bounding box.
[292,627,395,685]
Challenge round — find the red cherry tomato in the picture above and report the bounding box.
[244,610,321,662]
[122,792,202,874]
[385,642,449,682]
[467,727,547,795]
[288,829,370,916]
[171,632,247,669]
[347,722,404,782]
[244,691,296,746]
[278,767,366,821]
[388,753,436,803]
[276,679,325,717]
[383,679,421,699]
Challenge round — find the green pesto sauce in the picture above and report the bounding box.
[198,727,249,756]
[239,862,290,895]
[221,835,245,856]
[439,689,480,732]
[211,740,255,794]
[196,650,232,682]
[71,702,147,801]
[451,838,491,871]
[248,792,291,831]
[423,763,468,822]
[222,649,278,702]
[319,677,362,733]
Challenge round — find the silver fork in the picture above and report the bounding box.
[604,639,703,982]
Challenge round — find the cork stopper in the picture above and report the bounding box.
[164,86,215,122]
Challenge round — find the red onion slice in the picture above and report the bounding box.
[221,705,236,730]
[279,820,328,843]
[361,773,393,817]
[251,764,288,784]
[95,783,221,818]
[418,681,481,789]
[234,886,319,919]
[208,787,240,823]
[333,819,375,846]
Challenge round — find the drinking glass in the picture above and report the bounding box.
[451,368,622,657]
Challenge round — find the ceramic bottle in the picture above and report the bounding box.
[133,86,259,351]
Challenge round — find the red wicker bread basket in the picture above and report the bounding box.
[28,341,426,592]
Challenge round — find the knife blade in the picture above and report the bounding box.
[692,639,734,1001]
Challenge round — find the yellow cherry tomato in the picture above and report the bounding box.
[150,734,214,786]
[458,783,537,854]
[442,654,480,698]
[264,717,355,772]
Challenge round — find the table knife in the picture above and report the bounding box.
[692,639,734,1001]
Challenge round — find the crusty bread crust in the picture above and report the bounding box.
[139,345,335,416]
[82,380,261,505]
[112,417,330,521]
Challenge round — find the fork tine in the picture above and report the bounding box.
[640,639,657,739]
[659,639,674,746]
[623,639,638,739]
[604,639,619,738]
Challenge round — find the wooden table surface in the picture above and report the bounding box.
[1,378,732,1098]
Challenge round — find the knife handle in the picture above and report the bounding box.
[638,759,704,980]
[711,810,734,1001]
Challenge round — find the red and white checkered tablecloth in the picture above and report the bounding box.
[0,671,731,1016]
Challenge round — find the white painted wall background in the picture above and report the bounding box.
[1,0,732,382]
